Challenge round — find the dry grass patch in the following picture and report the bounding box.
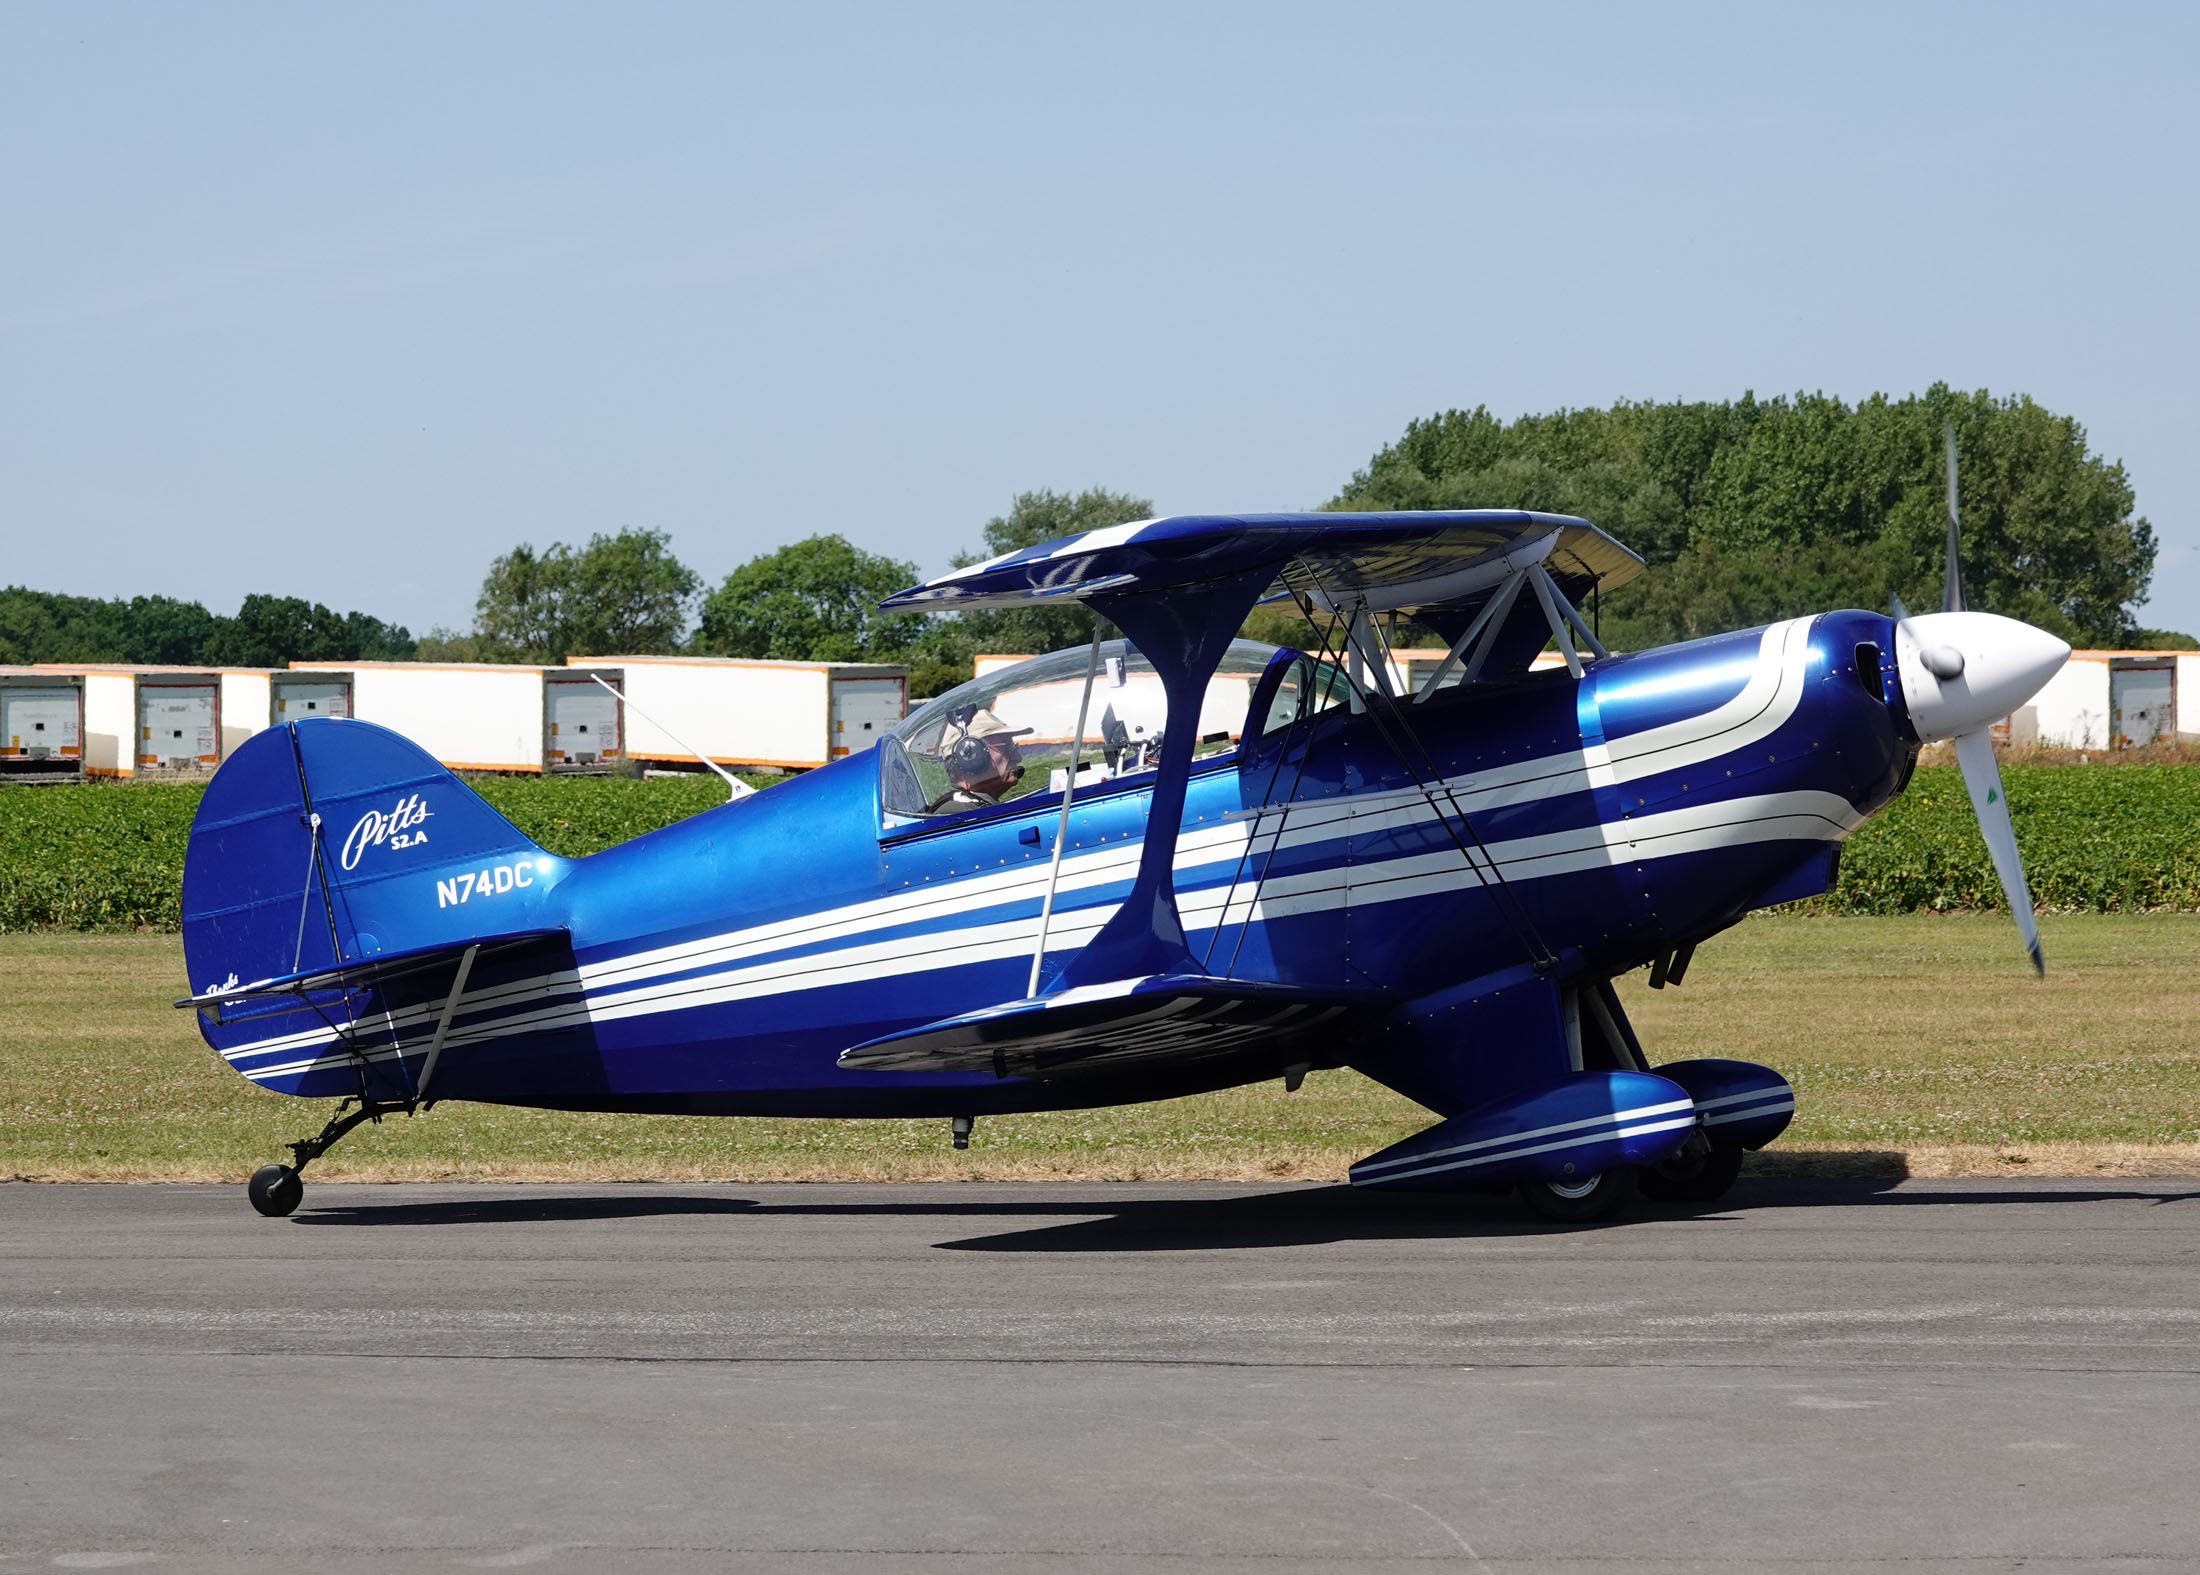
[1755,1142,2200,1178]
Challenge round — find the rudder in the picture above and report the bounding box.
[182,718,558,1018]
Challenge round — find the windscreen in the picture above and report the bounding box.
[880,638,1282,824]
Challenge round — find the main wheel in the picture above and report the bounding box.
[1517,1166,1637,1223]
[247,1164,304,1218]
[1639,1141,1745,1204]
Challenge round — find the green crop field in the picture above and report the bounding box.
[1822,760,2200,913]
[3,915,2195,1183]
[7,760,2200,932]
[0,771,765,930]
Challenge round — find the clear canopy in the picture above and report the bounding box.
[880,638,1286,822]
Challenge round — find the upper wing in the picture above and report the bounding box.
[838,973,1385,1080]
[881,511,1642,621]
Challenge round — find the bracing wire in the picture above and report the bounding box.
[1288,562,1557,973]
[1200,631,1334,978]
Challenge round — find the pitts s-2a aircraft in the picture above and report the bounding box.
[179,476,2069,1220]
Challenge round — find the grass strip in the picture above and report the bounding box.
[3,914,2193,1182]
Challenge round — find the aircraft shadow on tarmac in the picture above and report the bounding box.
[287,1175,2196,1251]
[293,1195,764,1226]
[932,1179,2197,1253]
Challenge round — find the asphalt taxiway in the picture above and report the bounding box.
[3,1176,2197,1572]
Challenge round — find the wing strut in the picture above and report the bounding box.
[1046,566,1277,993]
[1527,566,1581,678]
[412,943,480,1101]
[1202,651,1341,978]
[1415,570,1526,699]
[1527,564,1608,675]
[1027,621,1106,995]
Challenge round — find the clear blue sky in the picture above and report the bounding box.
[4,2,2195,638]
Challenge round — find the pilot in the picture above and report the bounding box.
[933,707,1027,811]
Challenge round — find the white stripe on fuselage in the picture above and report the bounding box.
[230,789,1853,1086]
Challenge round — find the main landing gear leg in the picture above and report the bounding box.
[247,1097,410,1217]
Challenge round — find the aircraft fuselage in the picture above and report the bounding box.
[204,610,1912,1119]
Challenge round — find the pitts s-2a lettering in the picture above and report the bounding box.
[178,481,2066,1220]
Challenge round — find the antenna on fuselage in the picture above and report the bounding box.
[585,673,755,803]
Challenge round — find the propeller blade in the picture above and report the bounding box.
[1943,419,1966,614]
[1950,728,2043,975]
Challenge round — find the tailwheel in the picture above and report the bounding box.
[1517,1166,1637,1223]
[1640,1139,1745,1204]
[245,1096,411,1217]
[247,1164,304,1218]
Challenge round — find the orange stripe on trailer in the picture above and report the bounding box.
[626,751,824,770]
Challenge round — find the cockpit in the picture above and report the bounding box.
[879,637,1307,827]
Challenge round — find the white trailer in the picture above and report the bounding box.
[288,662,625,774]
[289,662,530,773]
[33,666,231,777]
[0,669,85,780]
[566,657,907,772]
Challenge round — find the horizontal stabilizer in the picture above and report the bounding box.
[176,927,567,1023]
[839,974,1384,1080]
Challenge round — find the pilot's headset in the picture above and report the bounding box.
[942,705,1026,798]
[944,731,995,786]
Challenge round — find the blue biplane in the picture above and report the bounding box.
[178,484,2068,1220]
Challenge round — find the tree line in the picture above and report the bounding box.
[421,494,1151,698]
[1340,384,2171,649]
[0,587,416,668]
[5,384,2176,683]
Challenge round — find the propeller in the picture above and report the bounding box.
[1888,421,2068,975]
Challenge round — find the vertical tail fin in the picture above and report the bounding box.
[182,718,555,1008]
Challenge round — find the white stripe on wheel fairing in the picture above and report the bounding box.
[1692,1085,1794,1111]
[1352,1097,1697,1176]
[1354,1112,1701,1186]
[1706,1098,1796,1127]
